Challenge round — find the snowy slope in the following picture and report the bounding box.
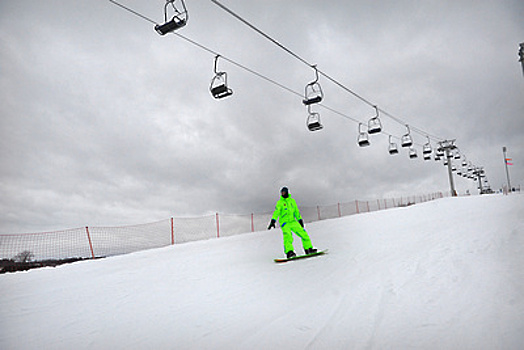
[1,194,523,349]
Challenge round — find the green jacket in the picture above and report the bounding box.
[272,195,303,227]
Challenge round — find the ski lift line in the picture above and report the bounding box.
[108,0,157,24]
[209,0,372,105]
[107,1,300,98]
[209,0,448,142]
[107,2,369,125]
[209,0,311,68]
[109,1,450,153]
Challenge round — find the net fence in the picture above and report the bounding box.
[0,192,444,261]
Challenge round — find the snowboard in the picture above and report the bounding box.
[274,249,328,263]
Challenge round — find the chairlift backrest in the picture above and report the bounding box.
[155,0,188,35]
[388,136,399,155]
[401,125,413,147]
[357,123,370,147]
[409,147,418,159]
[401,134,413,148]
[303,83,323,105]
[306,110,323,131]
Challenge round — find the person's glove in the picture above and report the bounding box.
[298,219,304,228]
[268,219,276,230]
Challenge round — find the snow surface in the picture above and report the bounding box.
[1,194,523,349]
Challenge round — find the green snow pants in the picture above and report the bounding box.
[281,221,313,253]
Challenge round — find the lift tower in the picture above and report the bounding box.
[437,140,458,197]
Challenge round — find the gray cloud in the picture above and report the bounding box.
[1,0,523,233]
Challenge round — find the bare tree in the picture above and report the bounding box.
[13,251,34,263]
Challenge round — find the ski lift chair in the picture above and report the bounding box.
[436,148,444,158]
[434,154,441,161]
[388,135,399,155]
[357,123,370,147]
[409,147,418,159]
[423,136,432,154]
[210,55,233,99]
[155,0,188,35]
[303,65,323,105]
[401,125,413,148]
[306,106,323,131]
[367,106,382,134]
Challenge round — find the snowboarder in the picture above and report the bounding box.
[267,187,317,258]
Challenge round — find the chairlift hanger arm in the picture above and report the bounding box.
[214,54,221,74]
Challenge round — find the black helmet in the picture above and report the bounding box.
[280,187,289,198]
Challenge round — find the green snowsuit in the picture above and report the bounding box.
[271,195,313,253]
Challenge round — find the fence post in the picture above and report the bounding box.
[171,217,175,245]
[366,201,370,212]
[384,198,388,209]
[216,213,220,238]
[338,203,341,217]
[355,200,360,214]
[317,206,321,220]
[85,226,95,259]
[251,213,254,232]
[377,199,381,211]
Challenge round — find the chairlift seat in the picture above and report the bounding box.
[155,0,188,35]
[303,66,323,106]
[357,123,370,147]
[308,121,323,131]
[303,83,323,106]
[307,112,323,131]
[358,133,370,147]
[210,72,233,99]
[210,84,233,99]
[389,143,399,155]
[409,148,418,159]
[155,17,187,35]
[388,136,398,155]
[401,135,413,148]
[423,153,431,160]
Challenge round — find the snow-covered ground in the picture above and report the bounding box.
[1,194,523,349]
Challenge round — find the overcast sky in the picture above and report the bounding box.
[1,0,523,233]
